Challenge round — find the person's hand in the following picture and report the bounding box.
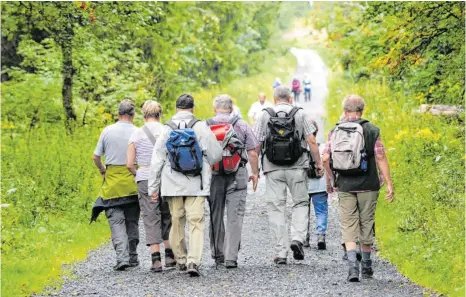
[249,174,259,192]
[316,163,324,177]
[152,192,159,202]
[100,168,106,179]
[385,182,394,203]
[326,184,337,194]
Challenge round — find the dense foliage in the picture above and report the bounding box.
[303,2,465,296]
[312,1,465,106]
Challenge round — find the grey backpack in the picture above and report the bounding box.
[330,119,368,175]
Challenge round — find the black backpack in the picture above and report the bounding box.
[263,107,303,166]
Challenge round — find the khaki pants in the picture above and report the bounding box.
[338,191,378,245]
[265,169,309,258]
[167,196,205,266]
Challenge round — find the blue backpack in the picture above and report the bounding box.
[165,118,203,180]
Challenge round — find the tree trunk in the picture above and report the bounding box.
[61,32,76,121]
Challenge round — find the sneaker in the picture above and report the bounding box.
[225,260,238,269]
[347,261,360,282]
[177,263,187,271]
[129,255,139,267]
[165,249,176,268]
[290,240,305,260]
[303,234,310,248]
[150,252,162,273]
[317,235,326,250]
[187,263,200,277]
[113,262,130,271]
[214,256,225,266]
[129,260,140,267]
[273,257,287,265]
[361,260,374,279]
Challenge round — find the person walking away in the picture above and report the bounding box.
[248,92,273,126]
[149,94,223,277]
[90,99,140,271]
[303,76,311,102]
[126,100,176,272]
[272,77,282,89]
[205,94,260,269]
[253,86,323,265]
[323,94,394,282]
[291,77,301,103]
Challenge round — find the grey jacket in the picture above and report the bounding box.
[148,111,223,197]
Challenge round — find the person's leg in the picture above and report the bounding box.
[124,202,140,266]
[338,191,360,281]
[265,170,288,261]
[209,175,227,263]
[160,198,175,268]
[185,196,206,271]
[105,206,130,269]
[287,169,309,260]
[357,191,379,278]
[167,197,188,267]
[224,167,248,265]
[312,191,328,249]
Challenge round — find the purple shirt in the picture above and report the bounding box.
[208,112,259,151]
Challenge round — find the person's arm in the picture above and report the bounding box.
[92,154,106,178]
[247,149,259,192]
[322,131,335,192]
[93,130,106,178]
[126,143,137,176]
[302,112,323,175]
[199,121,223,165]
[374,137,394,202]
[148,128,168,201]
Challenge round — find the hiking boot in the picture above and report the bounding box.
[347,261,360,282]
[129,255,139,267]
[165,249,176,268]
[273,257,287,265]
[225,260,238,269]
[150,252,163,273]
[113,262,130,271]
[303,234,310,248]
[317,235,326,250]
[214,256,225,266]
[187,263,200,277]
[361,260,374,279]
[177,263,187,271]
[290,240,305,260]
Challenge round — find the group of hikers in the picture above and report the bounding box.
[91,85,394,282]
[272,76,312,103]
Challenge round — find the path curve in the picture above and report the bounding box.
[43,50,433,297]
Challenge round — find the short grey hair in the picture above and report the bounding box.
[118,99,135,116]
[213,94,233,111]
[342,94,365,112]
[274,85,291,101]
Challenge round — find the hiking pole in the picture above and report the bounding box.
[208,196,218,270]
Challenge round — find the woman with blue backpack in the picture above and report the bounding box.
[148,94,223,277]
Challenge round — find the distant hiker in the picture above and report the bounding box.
[272,77,282,89]
[253,86,323,265]
[126,100,176,272]
[232,104,243,119]
[323,94,394,282]
[205,94,260,269]
[303,76,311,102]
[91,99,140,271]
[148,94,222,277]
[291,77,301,103]
[247,92,273,126]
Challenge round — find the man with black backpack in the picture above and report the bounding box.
[323,94,394,282]
[205,94,260,269]
[148,94,222,277]
[253,85,323,265]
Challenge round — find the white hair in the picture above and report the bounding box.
[213,94,233,111]
[342,94,365,112]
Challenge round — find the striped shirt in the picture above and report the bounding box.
[128,122,164,182]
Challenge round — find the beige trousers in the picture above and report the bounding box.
[167,196,205,266]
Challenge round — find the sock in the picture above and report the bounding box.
[165,248,174,257]
[347,250,357,262]
[151,252,161,263]
[362,251,371,261]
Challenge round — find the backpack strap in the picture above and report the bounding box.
[287,106,303,118]
[205,118,215,126]
[165,120,178,130]
[142,125,157,145]
[187,117,200,129]
[228,115,240,126]
[263,107,276,117]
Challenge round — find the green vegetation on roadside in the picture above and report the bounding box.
[303,2,465,296]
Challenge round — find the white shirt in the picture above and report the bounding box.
[231,105,243,119]
[248,101,274,120]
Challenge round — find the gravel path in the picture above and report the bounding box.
[45,49,433,297]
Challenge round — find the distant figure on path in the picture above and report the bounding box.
[148,94,222,277]
[291,77,301,103]
[254,86,323,265]
[91,99,140,271]
[126,100,176,272]
[247,92,273,126]
[205,94,260,269]
[272,77,282,89]
[323,94,394,282]
[303,76,311,102]
[231,104,243,119]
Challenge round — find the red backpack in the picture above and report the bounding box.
[206,116,246,174]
